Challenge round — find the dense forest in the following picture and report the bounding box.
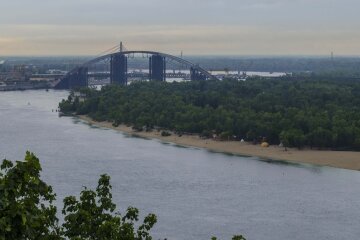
[59,76,360,150]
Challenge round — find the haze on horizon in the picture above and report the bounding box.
[0,0,359,56]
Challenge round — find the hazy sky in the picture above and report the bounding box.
[0,0,359,56]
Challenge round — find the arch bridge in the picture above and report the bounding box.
[54,48,217,89]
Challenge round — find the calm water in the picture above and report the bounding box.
[0,90,359,240]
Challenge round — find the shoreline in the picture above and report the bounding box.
[78,115,360,171]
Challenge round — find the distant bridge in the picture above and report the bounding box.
[54,44,218,89]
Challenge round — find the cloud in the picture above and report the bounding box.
[0,0,359,55]
[1,0,359,27]
[1,24,359,56]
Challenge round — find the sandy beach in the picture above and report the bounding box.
[78,115,360,171]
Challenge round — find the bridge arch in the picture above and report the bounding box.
[54,51,218,89]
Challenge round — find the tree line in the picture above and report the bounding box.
[59,77,360,150]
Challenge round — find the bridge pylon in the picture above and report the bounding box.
[149,55,166,81]
[54,49,217,89]
[110,54,128,85]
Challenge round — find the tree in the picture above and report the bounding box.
[0,152,62,240]
[354,137,360,150]
[1,152,245,239]
[280,129,306,149]
[62,174,157,240]
[59,78,360,151]
[307,127,333,149]
[280,131,290,151]
[211,235,246,240]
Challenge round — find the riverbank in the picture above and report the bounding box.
[78,115,360,171]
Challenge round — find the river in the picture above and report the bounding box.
[0,90,359,240]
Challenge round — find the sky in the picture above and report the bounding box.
[0,0,359,56]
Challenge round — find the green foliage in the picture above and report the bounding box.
[0,152,61,240]
[0,153,157,240]
[232,236,246,240]
[219,131,232,141]
[200,130,213,139]
[211,235,246,240]
[59,99,75,114]
[2,153,244,239]
[306,127,333,149]
[62,174,157,240]
[161,131,171,137]
[60,78,360,150]
[280,129,306,149]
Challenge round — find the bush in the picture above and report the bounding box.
[200,130,213,139]
[161,130,172,137]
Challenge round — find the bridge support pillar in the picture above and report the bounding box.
[190,67,207,81]
[111,54,128,85]
[149,55,166,81]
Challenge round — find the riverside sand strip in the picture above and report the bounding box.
[79,115,360,171]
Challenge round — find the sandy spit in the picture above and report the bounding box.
[78,115,360,171]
